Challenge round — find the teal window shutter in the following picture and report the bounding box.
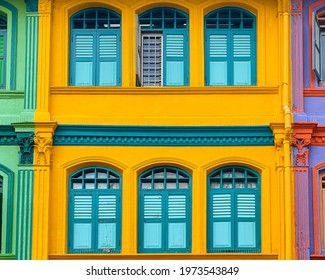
[70,8,121,86]
[205,8,256,86]
[68,167,122,254]
[0,29,7,89]
[138,8,189,87]
[138,167,191,253]
[208,167,260,253]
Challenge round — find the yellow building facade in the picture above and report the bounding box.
[32,0,294,260]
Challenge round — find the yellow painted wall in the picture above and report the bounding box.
[48,145,280,259]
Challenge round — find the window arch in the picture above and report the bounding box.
[205,7,256,86]
[0,13,7,89]
[137,8,189,86]
[0,164,13,255]
[207,166,260,252]
[138,166,191,253]
[68,166,122,254]
[69,8,121,86]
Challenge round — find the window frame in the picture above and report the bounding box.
[137,8,189,87]
[138,166,192,253]
[69,7,121,87]
[320,171,325,250]
[68,166,122,254]
[204,7,256,86]
[312,11,325,83]
[207,166,261,253]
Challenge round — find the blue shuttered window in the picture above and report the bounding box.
[138,167,191,253]
[0,15,7,89]
[205,8,256,86]
[70,8,121,86]
[313,11,325,82]
[138,8,189,86]
[208,166,260,253]
[68,167,122,254]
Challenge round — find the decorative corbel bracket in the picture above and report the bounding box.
[16,132,35,165]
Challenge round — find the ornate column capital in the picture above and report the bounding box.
[16,132,35,165]
[25,0,38,12]
[39,0,52,14]
[291,0,302,12]
[34,133,53,166]
[292,134,311,166]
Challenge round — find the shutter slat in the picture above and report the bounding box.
[98,195,116,219]
[74,195,92,219]
[233,34,251,57]
[75,35,94,58]
[168,195,186,219]
[99,35,117,58]
[210,34,227,57]
[144,195,162,219]
[166,34,184,57]
[237,194,256,218]
[213,194,231,218]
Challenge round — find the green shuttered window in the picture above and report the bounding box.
[0,15,7,89]
[138,8,189,86]
[68,167,122,254]
[138,167,191,253]
[70,8,121,86]
[205,8,256,86]
[0,175,3,253]
[208,166,261,253]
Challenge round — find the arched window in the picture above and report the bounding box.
[312,10,325,83]
[138,166,191,253]
[320,171,325,249]
[137,8,189,86]
[0,14,7,89]
[68,166,122,254]
[207,166,260,252]
[205,7,256,86]
[69,8,121,86]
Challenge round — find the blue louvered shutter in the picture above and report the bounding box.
[71,32,95,86]
[71,194,93,250]
[98,32,120,86]
[206,32,229,85]
[167,194,188,251]
[0,31,6,88]
[232,32,255,85]
[210,192,233,250]
[312,12,321,80]
[97,194,119,250]
[142,194,163,250]
[164,30,188,86]
[235,191,259,249]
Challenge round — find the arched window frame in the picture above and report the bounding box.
[69,7,121,86]
[205,7,256,86]
[207,166,261,253]
[138,166,192,253]
[137,7,189,87]
[68,166,122,254]
[0,164,14,255]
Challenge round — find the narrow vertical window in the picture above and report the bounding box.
[138,167,191,253]
[208,166,260,252]
[0,14,7,89]
[205,8,256,86]
[137,8,189,86]
[70,8,121,86]
[68,167,122,254]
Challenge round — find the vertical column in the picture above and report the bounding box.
[292,128,313,259]
[291,1,304,113]
[32,123,56,259]
[24,10,39,111]
[15,132,35,260]
[35,0,52,122]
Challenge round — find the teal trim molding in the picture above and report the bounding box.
[53,125,274,146]
[0,125,16,145]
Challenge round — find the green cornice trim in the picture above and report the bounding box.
[54,125,274,146]
[0,125,16,145]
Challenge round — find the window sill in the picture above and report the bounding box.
[0,90,24,99]
[50,86,278,96]
[48,253,278,260]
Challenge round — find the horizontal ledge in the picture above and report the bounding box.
[50,86,279,95]
[304,89,325,96]
[49,253,278,260]
[0,91,24,99]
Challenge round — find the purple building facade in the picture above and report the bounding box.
[292,0,325,260]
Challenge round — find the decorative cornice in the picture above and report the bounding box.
[16,132,35,165]
[0,126,17,145]
[53,125,274,146]
[34,133,53,165]
[25,0,38,12]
